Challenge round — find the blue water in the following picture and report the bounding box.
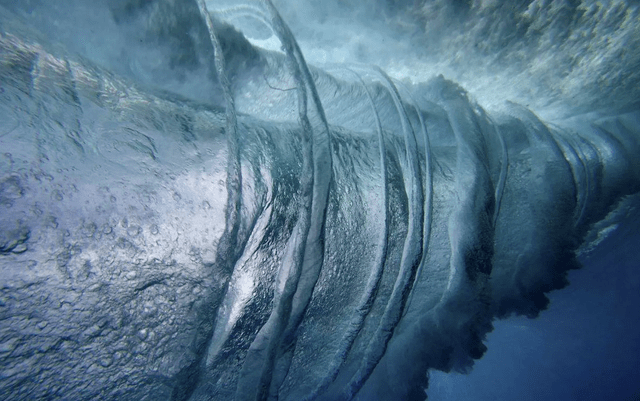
[1,1,639,400]
[429,209,640,401]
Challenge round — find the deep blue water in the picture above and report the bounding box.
[429,207,640,401]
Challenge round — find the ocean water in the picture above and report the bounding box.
[1,1,639,400]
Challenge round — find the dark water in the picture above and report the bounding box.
[430,204,640,400]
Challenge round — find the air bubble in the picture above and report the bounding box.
[127,226,141,237]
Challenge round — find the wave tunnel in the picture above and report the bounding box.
[1,1,639,400]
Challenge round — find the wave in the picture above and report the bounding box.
[0,1,639,400]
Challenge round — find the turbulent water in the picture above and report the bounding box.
[0,1,639,400]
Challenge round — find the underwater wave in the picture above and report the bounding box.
[1,1,639,400]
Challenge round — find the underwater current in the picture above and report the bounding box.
[1,1,639,400]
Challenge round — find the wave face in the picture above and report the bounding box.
[0,1,639,400]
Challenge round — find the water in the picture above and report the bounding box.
[0,1,639,400]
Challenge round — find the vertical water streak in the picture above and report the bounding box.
[170,3,246,401]
[439,99,493,297]
[300,68,391,401]
[507,105,577,236]
[257,0,332,347]
[491,123,508,227]
[549,128,590,228]
[226,1,333,399]
[393,80,434,319]
[197,0,242,274]
[571,133,599,229]
[334,65,424,400]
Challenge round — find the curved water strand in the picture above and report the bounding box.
[257,0,333,341]
[549,127,590,229]
[299,67,391,401]
[230,1,333,399]
[438,96,494,297]
[207,4,273,40]
[171,4,247,400]
[492,123,508,227]
[196,3,315,399]
[196,0,242,275]
[392,79,434,319]
[334,65,424,400]
[548,120,601,230]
